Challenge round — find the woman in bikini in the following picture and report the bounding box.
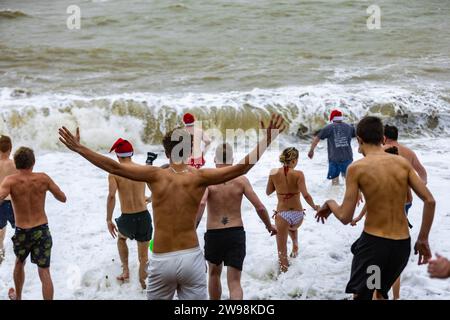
[266,147,319,273]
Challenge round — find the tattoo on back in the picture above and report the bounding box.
[221,217,229,225]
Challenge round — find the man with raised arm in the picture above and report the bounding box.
[315,116,435,300]
[196,143,277,300]
[0,147,66,300]
[59,114,285,300]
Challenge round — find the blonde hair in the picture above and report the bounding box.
[279,147,299,165]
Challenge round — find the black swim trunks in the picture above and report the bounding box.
[115,210,152,242]
[346,232,410,300]
[12,224,52,268]
[0,200,15,229]
[204,226,246,271]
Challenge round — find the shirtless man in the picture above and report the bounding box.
[0,135,17,264]
[58,114,285,300]
[107,138,152,289]
[0,147,66,300]
[196,143,277,300]
[384,124,428,211]
[315,116,435,300]
[183,113,211,169]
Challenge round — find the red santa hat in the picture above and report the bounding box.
[183,113,195,127]
[330,109,343,122]
[110,138,134,157]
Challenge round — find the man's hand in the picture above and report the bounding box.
[315,202,332,224]
[308,150,314,159]
[59,127,82,152]
[107,220,118,239]
[261,114,286,143]
[267,225,277,236]
[428,254,450,279]
[414,238,432,265]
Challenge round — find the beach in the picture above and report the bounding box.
[1,0,450,299]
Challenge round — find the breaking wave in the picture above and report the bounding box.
[1,85,449,151]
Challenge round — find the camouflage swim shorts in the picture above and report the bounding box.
[12,224,52,268]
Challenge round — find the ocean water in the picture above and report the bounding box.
[1,0,450,149]
[0,0,449,299]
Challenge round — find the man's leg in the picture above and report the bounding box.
[208,262,223,300]
[38,267,54,300]
[137,241,149,289]
[327,162,340,185]
[275,216,289,273]
[227,267,243,300]
[11,258,26,300]
[392,276,400,300]
[117,234,129,281]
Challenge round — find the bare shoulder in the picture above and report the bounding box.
[346,159,365,175]
[237,175,251,187]
[393,153,413,168]
[35,172,53,181]
[1,174,17,185]
[294,169,305,178]
[269,167,280,176]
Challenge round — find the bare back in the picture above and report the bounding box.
[7,173,54,229]
[270,168,303,211]
[206,177,246,229]
[110,174,147,214]
[354,154,411,239]
[0,158,16,200]
[149,167,207,253]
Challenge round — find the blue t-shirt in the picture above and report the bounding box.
[318,122,356,162]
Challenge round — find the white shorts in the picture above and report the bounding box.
[147,246,207,300]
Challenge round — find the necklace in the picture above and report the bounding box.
[170,166,189,174]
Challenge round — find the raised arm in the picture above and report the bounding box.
[298,171,319,210]
[196,114,285,187]
[46,175,66,203]
[243,177,276,235]
[316,164,359,225]
[408,165,435,265]
[59,127,160,182]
